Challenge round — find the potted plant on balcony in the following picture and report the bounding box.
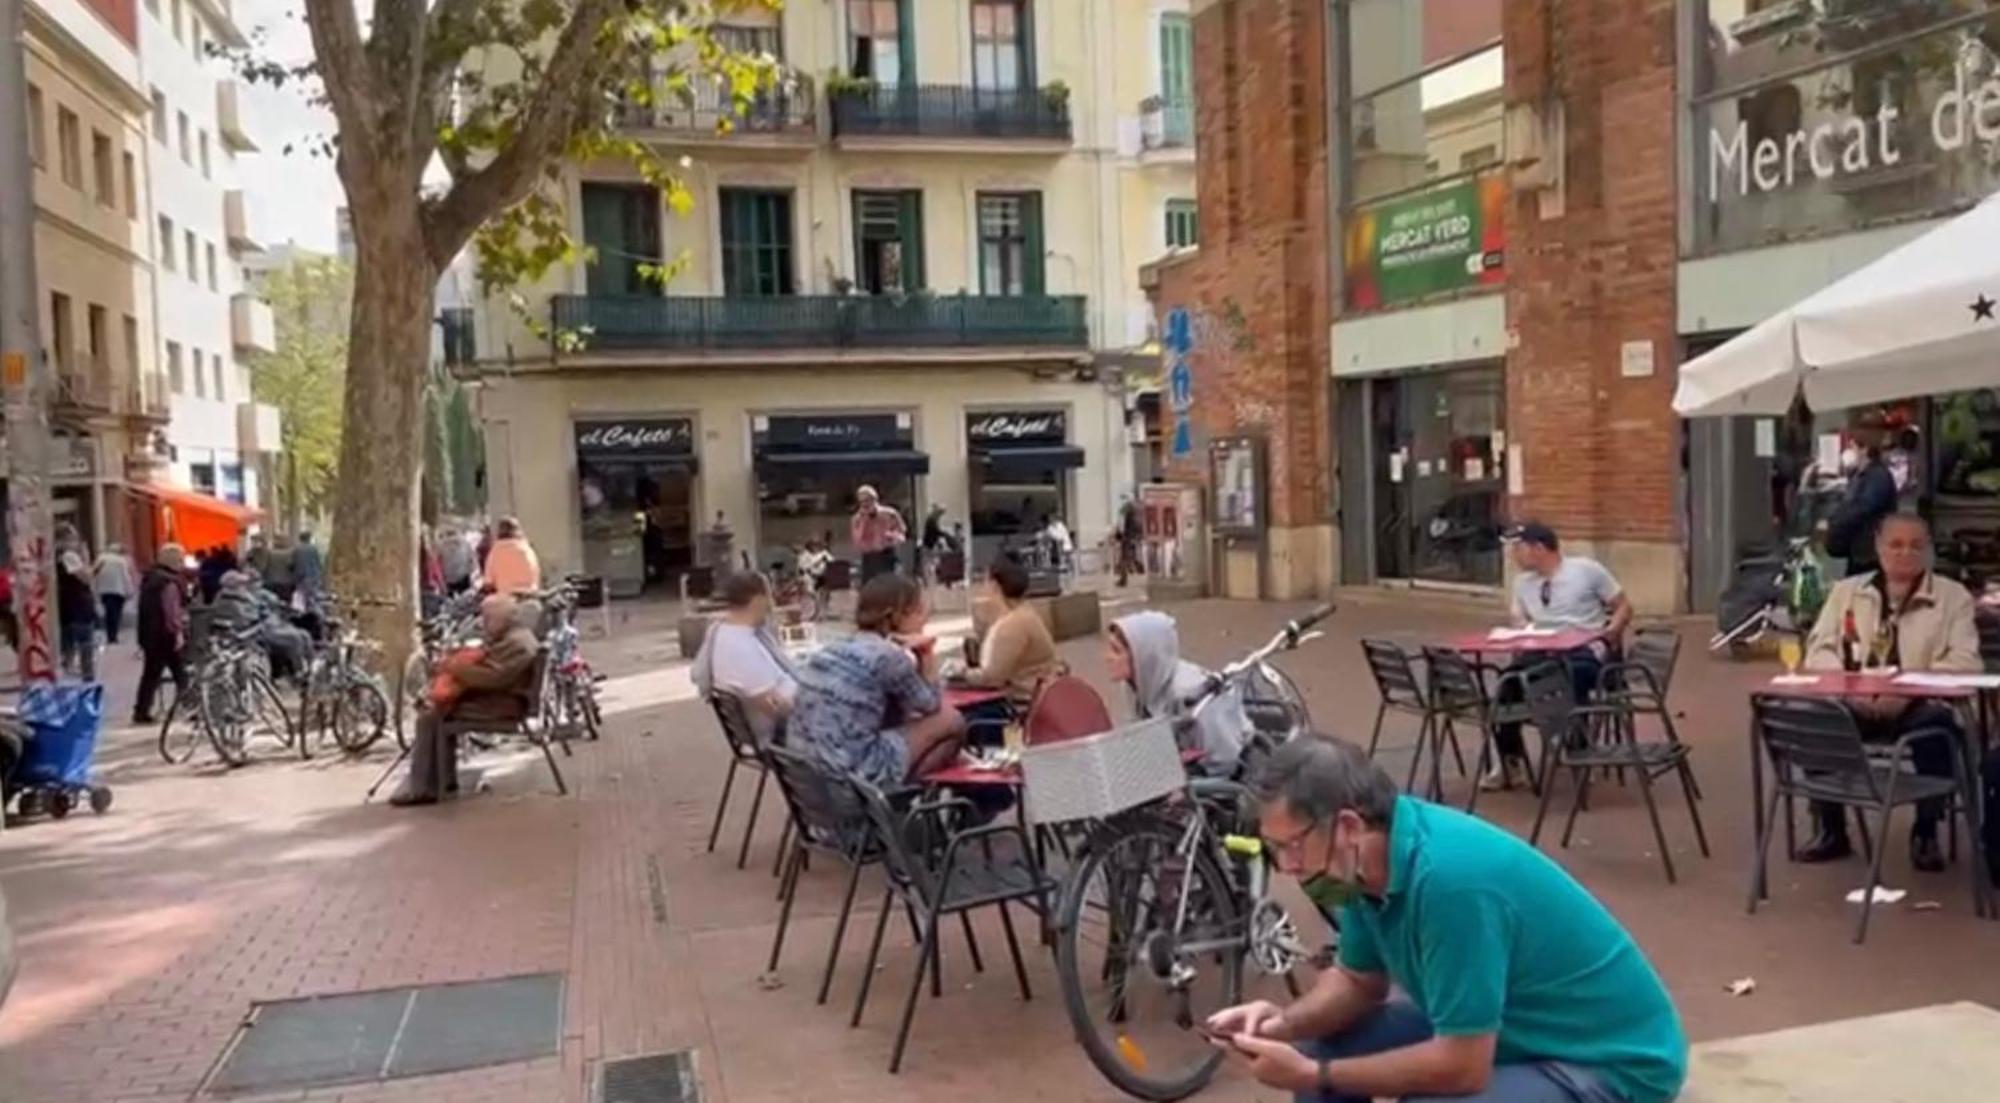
[1041,80,1072,113]
[826,71,877,99]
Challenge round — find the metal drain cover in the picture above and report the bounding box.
[204,972,564,1096]
[595,1049,700,1103]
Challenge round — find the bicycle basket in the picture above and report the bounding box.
[1020,716,1184,825]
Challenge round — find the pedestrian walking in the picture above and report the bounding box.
[93,543,135,644]
[483,517,542,595]
[850,486,907,584]
[292,532,325,605]
[56,551,98,681]
[1116,496,1144,586]
[132,545,190,724]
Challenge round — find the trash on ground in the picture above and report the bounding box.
[1725,977,1756,997]
[755,972,784,991]
[1844,886,1906,905]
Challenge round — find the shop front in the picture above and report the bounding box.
[753,412,928,566]
[574,416,700,597]
[964,408,1082,566]
[1338,362,1508,588]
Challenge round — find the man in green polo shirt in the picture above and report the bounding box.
[1207,736,1687,1103]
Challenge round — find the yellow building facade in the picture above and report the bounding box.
[473,0,1197,595]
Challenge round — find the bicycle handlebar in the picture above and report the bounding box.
[1177,604,1335,712]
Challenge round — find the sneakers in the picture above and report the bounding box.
[1478,756,1531,792]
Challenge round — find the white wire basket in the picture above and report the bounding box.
[1021,716,1186,825]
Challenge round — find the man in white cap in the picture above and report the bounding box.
[850,484,907,584]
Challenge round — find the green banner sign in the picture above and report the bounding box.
[1344,173,1506,311]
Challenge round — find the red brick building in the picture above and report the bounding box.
[1152,0,2000,610]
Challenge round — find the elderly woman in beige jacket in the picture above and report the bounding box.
[1798,513,1982,872]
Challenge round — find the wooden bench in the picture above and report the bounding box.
[1682,1001,2000,1102]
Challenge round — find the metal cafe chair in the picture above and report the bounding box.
[1361,639,1464,799]
[705,691,781,870]
[1419,645,1506,813]
[763,746,888,1007]
[1748,694,1990,943]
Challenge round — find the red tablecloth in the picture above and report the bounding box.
[1440,627,1606,655]
[1761,672,1977,701]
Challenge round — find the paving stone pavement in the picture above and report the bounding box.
[1,590,1998,1102]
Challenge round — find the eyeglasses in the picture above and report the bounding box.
[1263,820,1322,860]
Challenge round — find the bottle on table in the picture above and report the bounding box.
[1840,609,1862,673]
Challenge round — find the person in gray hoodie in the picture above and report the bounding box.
[1108,611,1248,775]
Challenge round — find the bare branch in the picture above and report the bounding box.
[421,0,623,268]
[299,0,375,148]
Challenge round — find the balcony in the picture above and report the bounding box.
[237,401,283,453]
[232,294,275,354]
[619,74,816,149]
[224,190,260,252]
[829,82,1072,150]
[138,372,172,422]
[217,80,257,152]
[1139,98,1194,159]
[53,369,114,415]
[552,293,1089,353]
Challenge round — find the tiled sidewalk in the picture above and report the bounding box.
[3,592,2000,1101]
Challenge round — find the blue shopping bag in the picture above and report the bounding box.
[15,683,105,788]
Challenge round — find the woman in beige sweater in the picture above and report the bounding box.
[964,557,1061,709]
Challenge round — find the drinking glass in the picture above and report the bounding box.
[1777,635,1803,675]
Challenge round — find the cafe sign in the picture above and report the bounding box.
[1708,68,2000,201]
[1343,172,1506,311]
[574,418,694,456]
[756,412,913,451]
[967,410,1066,445]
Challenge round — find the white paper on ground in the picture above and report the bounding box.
[1725,977,1756,997]
[1845,886,1907,905]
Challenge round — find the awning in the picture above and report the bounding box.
[581,454,700,474]
[755,449,931,476]
[1674,190,2000,417]
[977,445,1087,477]
[128,483,262,550]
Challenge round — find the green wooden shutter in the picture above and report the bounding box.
[899,190,925,290]
[896,0,916,84]
[581,184,626,296]
[1023,193,1045,295]
[1161,14,1191,105]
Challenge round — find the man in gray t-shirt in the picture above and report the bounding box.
[1485,523,1633,790]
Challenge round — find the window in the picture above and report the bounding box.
[578,182,661,296]
[166,341,184,392]
[1343,0,1503,207]
[976,192,1043,295]
[26,84,44,167]
[177,111,190,163]
[123,315,140,381]
[91,130,115,206]
[716,23,781,58]
[50,293,73,377]
[122,151,137,216]
[1457,144,1499,173]
[190,347,205,396]
[1165,198,1199,248]
[718,188,796,296]
[171,0,183,42]
[847,0,908,84]
[158,215,175,270]
[1160,13,1193,107]
[150,90,166,142]
[205,242,218,290]
[185,230,198,282]
[56,107,81,187]
[852,189,924,294]
[190,18,202,59]
[87,304,108,379]
[972,0,1028,93]
[212,355,226,400]
[199,130,210,178]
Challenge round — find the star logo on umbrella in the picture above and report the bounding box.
[1974,294,1997,322]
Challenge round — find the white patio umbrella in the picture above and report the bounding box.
[1673,189,2000,417]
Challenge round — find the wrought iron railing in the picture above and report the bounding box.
[552,293,1089,351]
[618,73,816,137]
[829,82,1072,142]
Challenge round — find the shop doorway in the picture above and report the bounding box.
[574,418,700,597]
[753,413,929,571]
[965,409,1081,569]
[1369,364,1506,586]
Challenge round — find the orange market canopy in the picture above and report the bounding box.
[132,483,261,551]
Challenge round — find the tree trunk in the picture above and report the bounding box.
[330,202,436,673]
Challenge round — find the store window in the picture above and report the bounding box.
[580,182,661,296]
[575,418,700,594]
[1689,2,2000,255]
[976,193,1042,296]
[848,0,911,85]
[719,187,796,296]
[966,409,1080,564]
[753,413,927,566]
[1338,0,1505,312]
[853,189,924,293]
[972,0,1029,93]
[1165,198,1199,248]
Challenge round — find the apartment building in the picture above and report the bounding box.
[137,0,281,511]
[469,0,1199,595]
[20,0,162,552]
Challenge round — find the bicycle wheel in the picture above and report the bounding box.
[244,672,300,759]
[1057,813,1244,1102]
[199,670,251,768]
[579,677,603,739]
[331,676,390,753]
[156,688,203,765]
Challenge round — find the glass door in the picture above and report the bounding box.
[1372,365,1505,585]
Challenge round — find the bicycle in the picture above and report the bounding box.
[299,611,393,755]
[534,578,603,742]
[193,624,299,768]
[1051,604,1334,1102]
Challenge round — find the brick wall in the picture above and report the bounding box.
[1502,0,1680,547]
[1155,0,1331,534]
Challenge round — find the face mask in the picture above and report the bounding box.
[1298,826,1365,913]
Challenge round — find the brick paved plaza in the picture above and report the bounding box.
[2,591,1998,1102]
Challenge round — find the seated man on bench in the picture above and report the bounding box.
[392,594,541,807]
